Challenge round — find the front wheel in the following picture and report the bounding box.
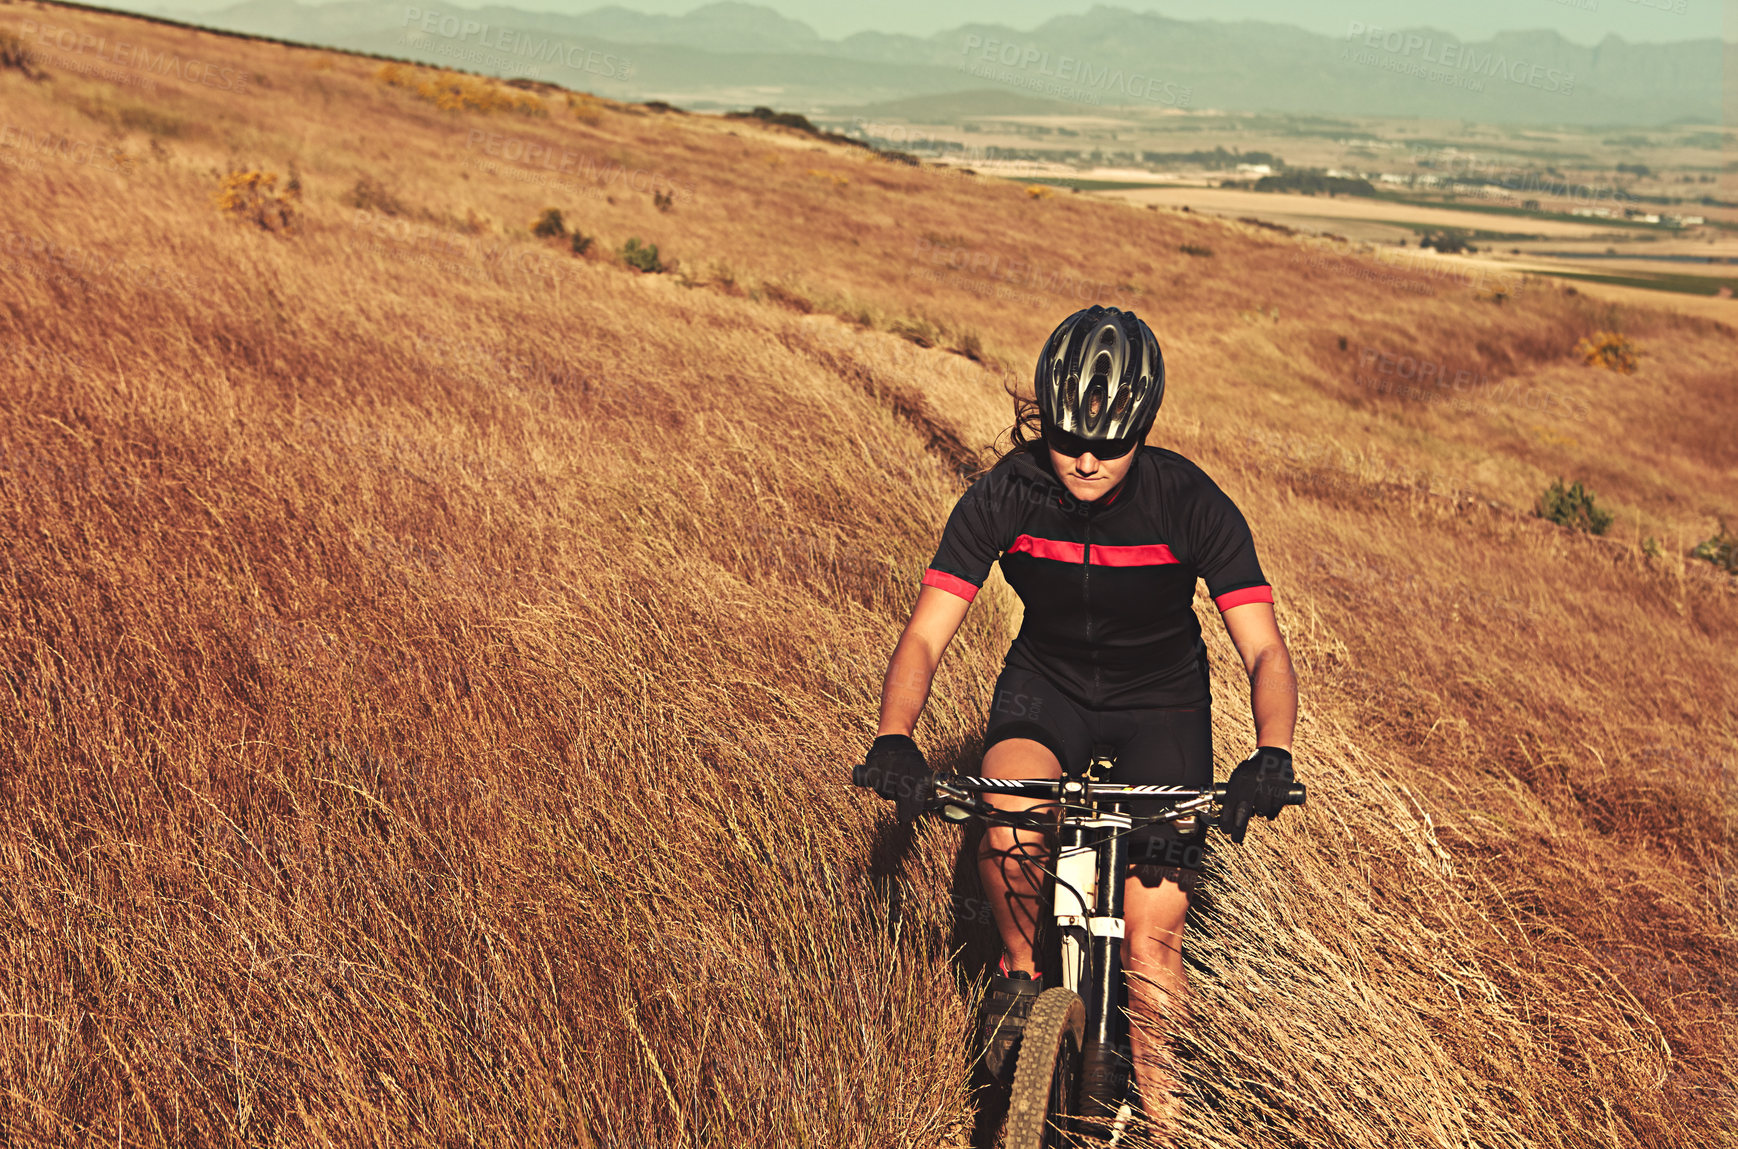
[1005,987,1086,1149]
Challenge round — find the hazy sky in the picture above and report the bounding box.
[555,0,1729,43]
[146,0,1731,43]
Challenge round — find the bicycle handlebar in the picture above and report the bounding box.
[922,774,1305,828]
[918,775,1302,829]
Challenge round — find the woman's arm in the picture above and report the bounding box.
[1220,602,1297,751]
[877,586,973,737]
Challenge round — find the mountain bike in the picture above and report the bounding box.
[921,758,1306,1148]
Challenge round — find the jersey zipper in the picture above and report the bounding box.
[1083,515,1099,703]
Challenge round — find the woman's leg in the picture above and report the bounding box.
[977,737,1062,974]
[1123,871,1193,1118]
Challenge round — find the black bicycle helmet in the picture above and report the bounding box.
[1034,306,1165,444]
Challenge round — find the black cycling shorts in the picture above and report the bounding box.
[983,665,1213,882]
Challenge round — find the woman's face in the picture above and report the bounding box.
[1048,445,1136,503]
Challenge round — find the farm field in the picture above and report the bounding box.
[0,3,1734,1147]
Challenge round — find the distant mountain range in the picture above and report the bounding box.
[162,1,1728,126]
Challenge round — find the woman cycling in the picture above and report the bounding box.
[858,305,1300,1117]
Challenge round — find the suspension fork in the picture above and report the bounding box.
[1079,797,1131,1111]
[1052,785,1094,996]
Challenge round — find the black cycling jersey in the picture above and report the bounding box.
[923,444,1271,709]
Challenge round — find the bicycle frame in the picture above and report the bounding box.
[931,763,1224,1107]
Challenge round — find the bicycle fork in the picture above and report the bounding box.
[1051,780,1132,1113]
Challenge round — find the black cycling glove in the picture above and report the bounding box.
[853,734,933,823]
[1219,747,1295,844]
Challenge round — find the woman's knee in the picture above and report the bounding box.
[980,824,1046,866]
[1124,924,1185,971]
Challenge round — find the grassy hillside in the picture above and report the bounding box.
[1,3,1733,1146]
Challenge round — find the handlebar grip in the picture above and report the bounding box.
[1286,784,1307,806]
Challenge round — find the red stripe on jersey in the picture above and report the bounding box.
[1008,535,1178,567]
[1007,535,1085,563]
[1214,585,1274,611]
[1090,543,1179,567]
[921,568,980,602]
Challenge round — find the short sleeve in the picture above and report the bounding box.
[922,475,1014,603]
[1184,469,1272,612]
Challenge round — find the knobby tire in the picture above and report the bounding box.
[1004,988,1086,1149]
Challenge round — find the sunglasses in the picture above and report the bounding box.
[1043,425,1141,460]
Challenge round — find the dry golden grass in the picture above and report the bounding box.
[0,4,1733,1146]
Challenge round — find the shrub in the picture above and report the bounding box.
[950,330,984,361]
[375,64,544,116]
[889,317,938,348]
[1252,169,1376,196]
[1691,520,1737,574]
[619,237,663,273]
[1179,243,1214,258]
[653,189,673,212]
[213,169,299,232]
[567,93,604,125]
[1419,229,1477,254]
[1576,331,1638,373]
[345,176,404,216]
[571,232,593,255]
[531,208,567,238]
[1,31,41,78]
[1535,478,1613,536]
[761,282,813,313]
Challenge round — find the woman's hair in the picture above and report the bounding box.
[971,374,1050,480]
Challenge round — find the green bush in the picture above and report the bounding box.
[619,237,664,273]
[1251,169,1376,197]
[1419,229,1477,254]
[531,208,566,238]
[1691,520,1737,573]
[1535,478,1613,536]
